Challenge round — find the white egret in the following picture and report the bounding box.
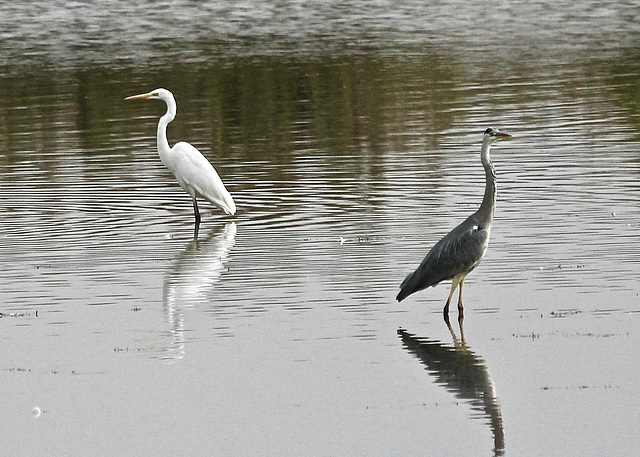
[125,88,236,223]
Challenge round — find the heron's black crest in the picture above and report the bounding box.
[484,127,498,136]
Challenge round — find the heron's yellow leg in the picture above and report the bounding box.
[443,281,457,316]
[457,275,467,323]
[444,274,465,317]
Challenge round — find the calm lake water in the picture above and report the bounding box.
[1,1,640,456]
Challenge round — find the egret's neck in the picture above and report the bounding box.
[478,137,497,224]
[157,98,176,156]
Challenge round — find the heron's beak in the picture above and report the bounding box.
[496,131,512,139]
[125,92,153,101]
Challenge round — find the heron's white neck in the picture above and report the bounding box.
[478,137,497,223]
[157,97,177,156]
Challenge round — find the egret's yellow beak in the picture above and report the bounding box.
[125,92,153,101]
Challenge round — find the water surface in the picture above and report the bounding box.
[1,1,640,456]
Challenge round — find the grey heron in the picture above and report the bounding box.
[396,128,512,320]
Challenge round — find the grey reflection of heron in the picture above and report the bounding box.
[398,326,505,456]
[125,89,236,228]
[396,128,512,321]
[160,222,237,363]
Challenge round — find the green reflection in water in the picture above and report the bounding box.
[0,52,460,188]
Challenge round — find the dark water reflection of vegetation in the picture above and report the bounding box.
[0,53,461,183]
[3,53,640,179]
[3,49,640,229]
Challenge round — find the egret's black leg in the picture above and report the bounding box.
[192,198,201,224]
[193,219,200,240]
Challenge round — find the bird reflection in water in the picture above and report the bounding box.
[158,222,237,363]
[397,320,505,456]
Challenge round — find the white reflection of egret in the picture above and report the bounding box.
[398,327,505,456]
[159,222,237,363]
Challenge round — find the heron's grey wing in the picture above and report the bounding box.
[397,217,490,302]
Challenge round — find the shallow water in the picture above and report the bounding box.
[2,1,640,456]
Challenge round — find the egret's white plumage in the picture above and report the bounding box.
[126,88,236,221]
